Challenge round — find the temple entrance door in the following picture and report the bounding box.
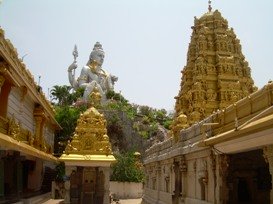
[227,149,271,204]
[81,168,96,204]
[237,177,251,203]
[95,168,105,203]
[70,168,82,204]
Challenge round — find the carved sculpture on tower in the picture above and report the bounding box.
[68,42,118,104]
[172,8,257,138]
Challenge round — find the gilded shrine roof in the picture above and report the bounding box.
[59,106,115,164]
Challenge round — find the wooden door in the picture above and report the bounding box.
[81,168,96,204]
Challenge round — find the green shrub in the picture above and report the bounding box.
[111,151,144,182]
[55,162,65,182]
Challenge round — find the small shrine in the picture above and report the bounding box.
[59,88,115,204]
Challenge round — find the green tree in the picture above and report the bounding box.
[106,90,128,103]
[51,85,75,106]
[54,106,83,155]
[111,151,144,182]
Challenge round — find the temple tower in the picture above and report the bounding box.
[172,7,257,137]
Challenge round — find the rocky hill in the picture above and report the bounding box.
[52,88,173,157]
[103,110,169,155]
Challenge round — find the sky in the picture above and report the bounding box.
[0,0,272,111]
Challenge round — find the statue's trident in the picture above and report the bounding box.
[72,44,78,76]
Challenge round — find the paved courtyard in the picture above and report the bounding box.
[42,198,142,204]
[118,199,142,204]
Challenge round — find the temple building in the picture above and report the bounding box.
[142,5,273,204]
[59,88,116,204]
[0,28,60,202]
[171,6,257,140]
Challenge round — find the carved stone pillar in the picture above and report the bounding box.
[0,67,11,117]
[64,166,76,204]
[210,151,217,203]
[216,154,229,204]
[263,145,273,203]
[198,159,208,201]
[180,160,187,200]
[156,162,161,201]
[33,105,46,150]
[170,161,175,195]
[101,167,110,204]
[19,86,27,114]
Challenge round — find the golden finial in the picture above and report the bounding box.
[89,86,102,108]
[208,0,212,12]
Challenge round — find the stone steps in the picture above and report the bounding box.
[21,192,51,204]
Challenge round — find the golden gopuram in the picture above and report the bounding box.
[143,4,273,204]
[60,88,115,204]
[171,8,257,139]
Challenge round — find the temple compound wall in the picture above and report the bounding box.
[0,28,60,201]
[143,82,273,204]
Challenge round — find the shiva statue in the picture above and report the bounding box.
[68,42,118,103]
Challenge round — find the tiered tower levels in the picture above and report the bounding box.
[172,9,257,136]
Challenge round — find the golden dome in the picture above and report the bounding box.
[199,10,222,20]
[177,113,188,124]
[194,9,228,30]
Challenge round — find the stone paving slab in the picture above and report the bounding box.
[42,198,142,204]
[41,199,63,204]
[119,198,142,204]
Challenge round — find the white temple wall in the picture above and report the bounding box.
[44,123,55,148]
[109,181,143,199]
[207,156,216,203]
[7,87,23,119]
[7,86,35,134]
[143,159,174,204]
[7,86,55,149]
[143,83,273,204]
[184,149,215,203]
[143,123,224,204]
[21,94,35,133]
[144,145,218,204]
[186,159,196,198]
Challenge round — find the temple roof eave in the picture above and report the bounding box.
[0,132,58,162]
[59,153,116,166]
[200,110,273,148]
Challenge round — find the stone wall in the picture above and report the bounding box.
[109,181,143,199]
[143,83,273,204]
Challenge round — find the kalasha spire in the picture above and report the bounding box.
[208,0,212,12]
